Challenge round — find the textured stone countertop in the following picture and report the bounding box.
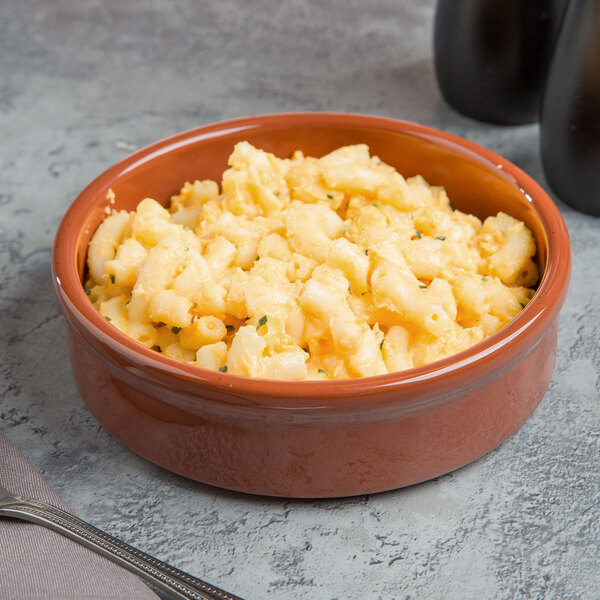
[1,2,598,599]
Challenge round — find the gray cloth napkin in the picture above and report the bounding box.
[0,430,159,600]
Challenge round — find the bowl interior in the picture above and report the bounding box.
[72,117,549,283]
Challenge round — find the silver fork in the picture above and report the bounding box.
[0,483,244,600]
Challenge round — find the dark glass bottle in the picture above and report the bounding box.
[540,0,600,216]
[433,0,568,124]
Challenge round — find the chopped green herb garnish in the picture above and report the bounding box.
[171,326,182,334]
[415,230,422,239]
[379,338,385,350]
[419,285,428,289]
[256,315,268,330]
[327,193,334,200]
[435,235,446,241]
[108,274,115,284]
[481,276,489,282]
[226,325,235,333]
[256,255,260,261]
[343,224,349,236]
[219,365,228,373]
[318,368,328,376]
[372,203,378,208]
[365,249,369,256]
[105,316,111,322]
[85,288,91,296]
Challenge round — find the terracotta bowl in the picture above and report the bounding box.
[52,113,571,498]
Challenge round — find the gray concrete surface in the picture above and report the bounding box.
[1,1,599,599]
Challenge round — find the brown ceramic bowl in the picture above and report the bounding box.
[52,113,571,498]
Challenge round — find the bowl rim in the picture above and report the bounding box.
[52,111,571,408]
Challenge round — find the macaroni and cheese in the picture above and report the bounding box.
[85,142,538,380]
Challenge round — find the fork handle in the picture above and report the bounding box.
[0,498,244,600]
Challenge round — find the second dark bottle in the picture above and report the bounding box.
[434,0,568,124]
[540,0,600,216]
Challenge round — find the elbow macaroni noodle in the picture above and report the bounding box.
[85,142,539,380]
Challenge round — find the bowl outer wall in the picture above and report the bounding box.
[64,319,559,496]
